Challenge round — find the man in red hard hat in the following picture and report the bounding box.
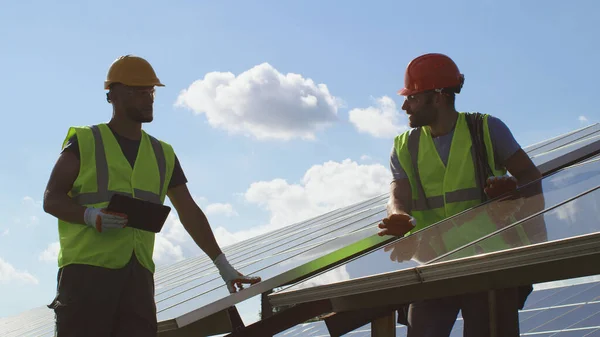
[378,53,545,336]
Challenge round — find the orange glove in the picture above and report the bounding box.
[484,176,518,199]
[377,213,416,237]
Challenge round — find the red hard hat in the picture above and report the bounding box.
[398,53,465,96]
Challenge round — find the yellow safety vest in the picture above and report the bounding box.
[56,123,175,273]
[394,112,529,257]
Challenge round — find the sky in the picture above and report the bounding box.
[0,0,599,324]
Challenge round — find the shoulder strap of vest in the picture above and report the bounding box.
[464,112,493,202]
[407,128,431,210]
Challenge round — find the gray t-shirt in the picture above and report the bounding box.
[390,116,521,180]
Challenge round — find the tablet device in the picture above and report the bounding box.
[106,193,171,233]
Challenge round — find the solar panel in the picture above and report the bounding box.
[531,132,600,168]
[273,156,600,296]
[2,124,599,336]
[523,282,600,310]
[523,123,600,157]
[272,281,600,337]
[433,158,600,263]
[155,194,392,323]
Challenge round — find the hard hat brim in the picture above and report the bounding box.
[397,88,416,96]
[104,81,165,90]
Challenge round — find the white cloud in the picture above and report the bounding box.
[205,203,238,217]
[0,257,38,285]
[39,242,60,262]
[210,159,391,246]
[152,213,191,265]
[175,62,341,141]
[579,115,589,124]
[360,155,372,161]
[12,196,43,228]
[348,96,408,138]
[1,228,8,236]
[153,235,184,266]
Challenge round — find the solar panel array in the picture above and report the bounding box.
[272,279,600,336]
[1,122,600,336]
[274,152,600,299]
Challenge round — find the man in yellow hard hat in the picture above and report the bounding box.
[43,55,261,337]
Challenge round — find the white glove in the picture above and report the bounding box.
[213,253,261,293]
[83,207,128,233]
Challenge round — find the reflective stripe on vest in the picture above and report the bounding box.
[407,127,485,212]
[70,125,166,206]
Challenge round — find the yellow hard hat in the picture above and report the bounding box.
[104,55,165,90]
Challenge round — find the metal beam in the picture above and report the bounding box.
[224,300,333,337]
[158,307,232,337]
[371,312,396,337]
[322,305,404,337]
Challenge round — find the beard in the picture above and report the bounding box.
[126,106,154,123]
[408,110,435,128]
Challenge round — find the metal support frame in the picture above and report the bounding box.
[261,289,274,320]
[158,306,243,337]
[371,312,396,337]
[322,305,404,337]
[488,290,497,337]
[224,300,333,337]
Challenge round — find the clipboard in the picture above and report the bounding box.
[106,193,171,233]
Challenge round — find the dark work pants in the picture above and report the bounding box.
[48,254,157,337]
[407,288,520,337]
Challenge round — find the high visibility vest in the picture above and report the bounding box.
[394,112,530,257]
[56,123,175,273]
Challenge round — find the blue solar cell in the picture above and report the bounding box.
[556,330,600,336]
[528,283,600,309]
[518,306,575,333]
[449,319,464,337]
[567,308,600,330]
[528,303,600,332]
[559,282,600,306]
[530,330,600,337]
[523,287,566,310]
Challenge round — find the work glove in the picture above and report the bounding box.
[484,175,518,199]
[83,207,128,233]
[377,213,416,237]
[213,253,262,293]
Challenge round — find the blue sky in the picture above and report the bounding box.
[0,0,598,322]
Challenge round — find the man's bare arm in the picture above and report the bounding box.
[504,148,547,243]
[504,149,543,186]
[43,151,87,225]
[387,179,412,216]
[167,184,222,261]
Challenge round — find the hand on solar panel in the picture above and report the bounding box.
[484,175,518,199]
[377,213,416,237]
[213,253,262,293]
[384,234,419,262]
[485,197,525,224]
